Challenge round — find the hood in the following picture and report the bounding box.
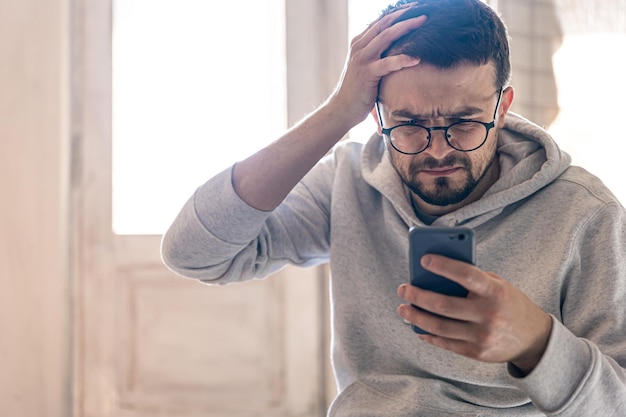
[361,112,572,228]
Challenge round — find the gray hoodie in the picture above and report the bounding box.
[161,113,626,416]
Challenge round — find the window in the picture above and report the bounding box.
[112,0,286,234]
[548,2,626,204]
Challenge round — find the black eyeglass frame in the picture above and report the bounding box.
[375,88,504,155]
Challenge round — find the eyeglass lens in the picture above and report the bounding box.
[389,122,488,154]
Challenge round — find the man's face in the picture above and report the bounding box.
[376,62,513,215]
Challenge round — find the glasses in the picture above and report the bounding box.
[376,89,503,155]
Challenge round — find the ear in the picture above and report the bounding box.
[370,106,383,135]
[498,85,515,125]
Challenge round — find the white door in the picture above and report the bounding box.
[71,0,345,415]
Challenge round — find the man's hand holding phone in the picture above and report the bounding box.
[398,243,553,376]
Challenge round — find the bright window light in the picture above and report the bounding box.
[549,34,626,205]
[112,0,286,235]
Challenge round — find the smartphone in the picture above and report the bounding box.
[408,226,475,334]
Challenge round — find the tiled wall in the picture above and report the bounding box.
[496,0,626,204]
[497,0,562,128]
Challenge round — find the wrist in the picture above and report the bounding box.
[322,93,372,132]
[510,314,553,376]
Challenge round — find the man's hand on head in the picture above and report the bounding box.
[327,5,426,127]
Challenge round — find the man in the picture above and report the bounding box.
[161,0,626,415]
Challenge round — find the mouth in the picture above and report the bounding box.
[419,167,463,176]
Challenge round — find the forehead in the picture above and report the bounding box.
[378,62,497,116]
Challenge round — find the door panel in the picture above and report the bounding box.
[111,235,324,415]
[117,262,283,412]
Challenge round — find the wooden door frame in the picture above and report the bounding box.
[70,0,347,415]
[70,0,115,414]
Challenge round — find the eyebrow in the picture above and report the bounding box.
[389,106,486,121]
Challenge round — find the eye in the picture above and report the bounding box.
[395,125,425,136]
[455,122,480,131]
[456,117,481,123]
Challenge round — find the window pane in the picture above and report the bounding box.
[347,0,391,143]
[548,4,626,204]
[112,0,286,234]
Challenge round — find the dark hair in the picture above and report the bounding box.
[380,0,511,89]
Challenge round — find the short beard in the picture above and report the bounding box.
[403,153,495,207]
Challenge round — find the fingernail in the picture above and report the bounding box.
[398,284,407,297]
[421,254,431,267]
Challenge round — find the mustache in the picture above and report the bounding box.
[413,154,470,170]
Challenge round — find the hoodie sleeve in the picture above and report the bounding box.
[509,202,626,416]
[160,162,333,282]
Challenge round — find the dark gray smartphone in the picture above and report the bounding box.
[408,226,475,334]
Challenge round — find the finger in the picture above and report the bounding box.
[400,304,498,360]
[370,15,427,58]
[360,16,427,78]
[354,10,427,56]
[351,6,410,46]
[370,54,422,78]
[421,254,493,297]
[359,3,421,42]
[397,303,472,340]
[398,284,479,322]
[417,334,486,362]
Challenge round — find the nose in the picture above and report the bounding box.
[424,127,453,158]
